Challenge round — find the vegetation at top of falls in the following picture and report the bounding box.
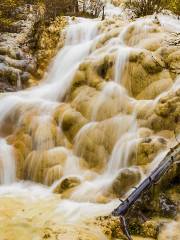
[124,0,180,17]
[41,0,104,20]
[0,0,104,35]
[0,0,43,32]
[0,0,25,30]
[168,0,180,15]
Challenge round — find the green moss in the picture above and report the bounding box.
[129,223,141,235]
[0,0,25,30]
[124,0,180,17]
[168,0,180,15]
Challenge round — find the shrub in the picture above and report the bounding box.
[167,0,180,15]
[43,0,104,20]
[124,0,169,17]
[0,0,26,31]
[82,0,104,17]
[0,0,24,18]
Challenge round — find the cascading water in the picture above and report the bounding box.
[114,46,130,83]
[0,139,16,184]
[0,2,179,239]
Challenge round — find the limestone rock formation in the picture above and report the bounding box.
[0,2,67,91]
[0,4,40,91]
[0,2,179,240]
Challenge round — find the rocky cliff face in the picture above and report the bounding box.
[0,2,67,91]
[0,3,41,91]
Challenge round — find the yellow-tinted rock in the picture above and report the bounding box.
[110,167,141,197]
[61,108,88,141]
[53,176,81,194]
[136,137,167,165]
[74,115,133,171]
[45,165,63,186]
[24,148,67,183]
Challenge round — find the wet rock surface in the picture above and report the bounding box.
[0,3,67,91]
[0,4,39,91]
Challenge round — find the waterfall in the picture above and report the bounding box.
[17,72,22,90]
[0,139,16,184]
[114,46,130,83]
[159,15,180,32]
[0,3,179,239]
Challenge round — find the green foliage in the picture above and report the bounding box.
[0,0,26,31]
[124,0,169,17]
[0,0,24,21]
[124,0,180,17]
[0,0,24,15]
[167,0,180,15]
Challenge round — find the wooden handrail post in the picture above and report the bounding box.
[102,6,105,20]
[112,143,180,240]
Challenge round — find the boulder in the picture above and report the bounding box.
[110,167,141,197]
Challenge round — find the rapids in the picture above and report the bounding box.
[0,2,179,240]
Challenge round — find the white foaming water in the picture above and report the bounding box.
[91,27,133,120]
[0,139,16,184]
[0,18,100,128]
[106,103,139,173]
[0,18,100,192]
[107,132,139,173]
[114,46,130,83]
[104,3,124,17]
[0,181,51,199]
[120,17,159,46]
[66,18,99,44]
[20,19,100,101]
[159,15,180,33]
[74,121,98,147]
[32,115,55,150]
[64,13,180,203]
[70,114,138,202]
[49,19,99,76]
[0,19,100,106]
[55,198,119,223]
[91,82,130,120]
[106,13,180,177]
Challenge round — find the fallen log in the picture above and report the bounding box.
[112,143,180,239]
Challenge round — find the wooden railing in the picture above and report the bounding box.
[112,143,180,240]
